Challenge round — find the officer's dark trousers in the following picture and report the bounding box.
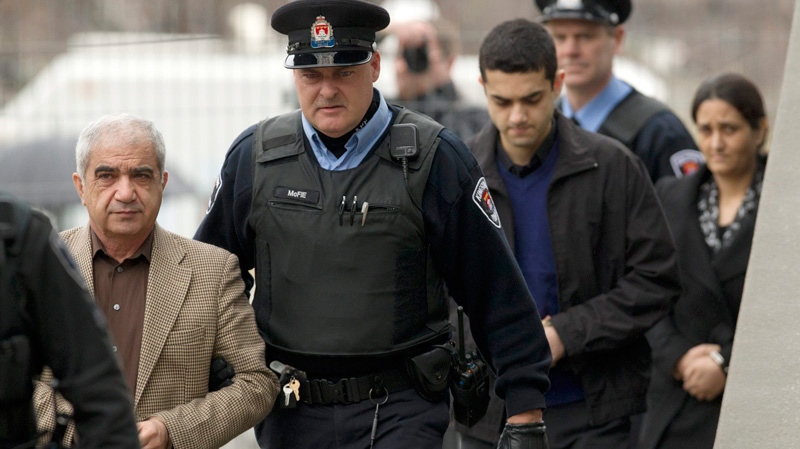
[255,388,450,448]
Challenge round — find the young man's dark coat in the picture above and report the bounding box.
[458,112,680,442]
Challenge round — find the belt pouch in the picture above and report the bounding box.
[405,345,453,402]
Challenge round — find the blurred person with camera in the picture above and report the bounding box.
[195,1,553,447]
[450,18,680,449]
[33,114,279,449]
[387,17,489,141]
[0,191,140,449]
[536,0,703,182]
[639,73,769,449]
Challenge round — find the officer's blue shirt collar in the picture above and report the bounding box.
[301,89,391,171]
[560,76,632,133]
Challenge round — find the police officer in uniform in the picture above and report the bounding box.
[0,191,139,449]
[195,1,551,448]
[536,0,703,181]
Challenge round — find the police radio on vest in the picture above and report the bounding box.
[390,123,419,160]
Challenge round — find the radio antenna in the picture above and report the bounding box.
[457,306,466,364]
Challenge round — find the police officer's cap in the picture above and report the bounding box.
[535,0,632,26]
[272,0,390,69]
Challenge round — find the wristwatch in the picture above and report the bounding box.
[709,350,728,375]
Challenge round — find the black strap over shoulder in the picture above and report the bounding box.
[598,89,669,148]
[555,90,669,149]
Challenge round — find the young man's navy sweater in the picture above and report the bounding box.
[496,130,584,407]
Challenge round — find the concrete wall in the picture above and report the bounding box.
[714,1,800,447]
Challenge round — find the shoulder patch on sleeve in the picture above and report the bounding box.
[472,177,501,228]
[670,149,704,177]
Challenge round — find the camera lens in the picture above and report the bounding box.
[403,44,429,73]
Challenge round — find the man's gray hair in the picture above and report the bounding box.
[75,113,167,180]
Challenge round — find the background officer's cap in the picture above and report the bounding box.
[271,0,390,69]
[535,0,632,26]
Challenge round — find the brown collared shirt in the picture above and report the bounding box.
[91,230,153,396]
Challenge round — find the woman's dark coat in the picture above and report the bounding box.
[640,165,757,449]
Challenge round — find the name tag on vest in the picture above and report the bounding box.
[273,186,320,205]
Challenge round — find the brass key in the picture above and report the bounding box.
[289,376,300,401]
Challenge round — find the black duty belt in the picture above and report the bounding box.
[300,369,411,405]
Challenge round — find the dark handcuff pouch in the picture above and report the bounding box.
[404,344,455,402]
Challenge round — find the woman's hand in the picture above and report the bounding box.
[673,343,721,380]
[681,355,727,401]
[674,343,726,401]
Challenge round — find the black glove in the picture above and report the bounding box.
[497,421,548,449]
[209,356,235,391]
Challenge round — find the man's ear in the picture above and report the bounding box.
[612,25,625,55]
[72,173,86,206]
[553,70,565,97]
[370,51,381,82]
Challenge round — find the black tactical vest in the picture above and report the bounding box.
[249,108,450,359]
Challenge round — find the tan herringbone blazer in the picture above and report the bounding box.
[35,224,278,449]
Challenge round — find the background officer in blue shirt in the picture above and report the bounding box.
[195,1,551,448]
[536,0,703,181]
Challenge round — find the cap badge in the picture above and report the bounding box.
[311,16,335,48]
[556,0,583,9]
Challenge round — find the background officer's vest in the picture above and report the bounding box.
[249,108,449,359]
[597,89,668,149]
[556,89,668,150]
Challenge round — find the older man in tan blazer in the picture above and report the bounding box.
[35,114,278,449]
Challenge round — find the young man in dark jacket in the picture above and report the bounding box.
[450,19,680,449]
